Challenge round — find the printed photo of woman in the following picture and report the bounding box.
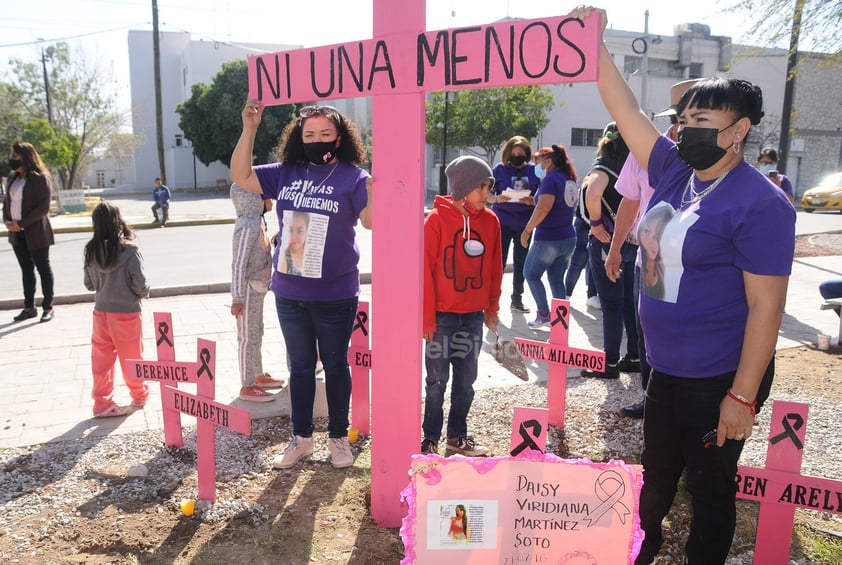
[279,211,309,276]
[448,504,469,542]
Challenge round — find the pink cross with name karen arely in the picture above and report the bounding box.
[247,2,601,526]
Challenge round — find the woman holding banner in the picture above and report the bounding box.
[232,101,372,470]
[572,6,795,565]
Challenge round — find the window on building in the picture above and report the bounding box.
[571,128,604,147]
[175,134,183,147]
[689,63,703,79]
[95,170,106,188]
[624,56,685,78]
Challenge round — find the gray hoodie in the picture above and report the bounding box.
[84,243,150,312]
[230,183,272,302]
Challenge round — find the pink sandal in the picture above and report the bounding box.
[94,404,133,418]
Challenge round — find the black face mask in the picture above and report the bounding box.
[509,154,527,168]
[303,141,338,165]
[9,158,22,170]
[676,120,738,170]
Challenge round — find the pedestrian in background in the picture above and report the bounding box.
[421,155,502,457]
[232,101,372,469]
[755,147,795,204]
[83,202,150,418]
[230,183,284,402]
[151,178,171,226]
[490,135,539,314]
[4,141,56,323]
[520,145,579,329]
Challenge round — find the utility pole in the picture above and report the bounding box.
[778,0,803,175]
[152,0,167,185]
[39,45,54,126]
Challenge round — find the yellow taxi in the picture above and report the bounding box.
[801,172,842,213]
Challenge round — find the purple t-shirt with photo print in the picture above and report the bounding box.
[255,161,369,301]
[533,169,577,241]
[638,135,795,377]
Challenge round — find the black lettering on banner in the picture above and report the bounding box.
[338,44,364,93]
[769,413,804,450]
[519,22,552,79]
[197,348,214,381]
[451,27,483,85]
[369,40,396,90]
[353,311,369,336]
[157,321,173,347]
[551,304,569,329]
[310,49,336,98]
[484,26,515,80]
[554,17,587,77]
[417,31,450,86]
[510,419,544,456]
[255,55,282,101]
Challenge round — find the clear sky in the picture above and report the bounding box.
[0,0,778,114]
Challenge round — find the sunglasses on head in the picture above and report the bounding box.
[299,105,341,122]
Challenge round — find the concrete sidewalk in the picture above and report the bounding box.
[1,190,840,449]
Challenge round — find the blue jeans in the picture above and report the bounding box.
[500,223,530,301]
[275,295,357,438]
[523,237,576,315]
[636,360,774,564]
[565,216,596,298]
[588,239,638,365]
[819,279,842,316]
[423,311,483,441]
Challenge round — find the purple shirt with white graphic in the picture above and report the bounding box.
[491,161,540,230]
[638,135,795,377]
[255,161,369,301]
[533,169,576,241]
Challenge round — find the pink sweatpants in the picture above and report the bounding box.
[91,310,149,414]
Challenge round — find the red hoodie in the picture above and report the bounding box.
[424,195,503,334]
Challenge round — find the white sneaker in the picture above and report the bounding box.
[586,296,602,310]
[273,435,314,469]
[328,437,354,468]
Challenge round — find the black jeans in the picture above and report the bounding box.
[635,359,774,565]
[12,242,54,310]
[500,223,529,301]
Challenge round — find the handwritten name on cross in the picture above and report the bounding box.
[349,301,371,436]
[734,401,842,563]
[514,299,605,428]
[246,2,601,525]
[126,313,251,503]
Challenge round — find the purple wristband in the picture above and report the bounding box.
[589,217,603,227]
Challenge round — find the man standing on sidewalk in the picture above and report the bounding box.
[151,178,171,226]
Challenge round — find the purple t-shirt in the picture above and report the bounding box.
[254,161,369,301]
[491,162,539,230]
[638,136,795,377]
[533,169,576,241]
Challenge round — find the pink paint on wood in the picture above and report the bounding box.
[161,385,252,435]
[749,401,809,564]
[156,312,182,447]
[247,14,601,106]
[369,0,426,528]
[736,466,842,514]
[195,338,216,503]
[514,300,605,428]
[510,407,549,456]
[351,302,371,436]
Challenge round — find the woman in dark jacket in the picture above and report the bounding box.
[3,141,56,322]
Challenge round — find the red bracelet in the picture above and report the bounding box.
[727,388,757,416]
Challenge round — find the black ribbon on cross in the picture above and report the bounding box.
[197,348,213,381]
[551,304,569,329]
[353,311,369,336]
[769,412,804,450]
[510,419,543,456]
[156,321,173,347]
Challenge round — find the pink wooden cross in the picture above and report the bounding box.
[349,301,371,436]
[515,299,606,428]
[247,3,601,525]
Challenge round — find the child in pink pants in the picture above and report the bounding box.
[83,202,150,417]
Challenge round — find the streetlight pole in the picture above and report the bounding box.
[40,45,54,126]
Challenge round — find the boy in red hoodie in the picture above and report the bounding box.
[422,156,503,456]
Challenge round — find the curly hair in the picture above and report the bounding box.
[276,105,367,166]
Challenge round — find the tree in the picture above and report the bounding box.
[727,0,841,63]
[5,42,125,196]
[177,60,296,167]
[426,85,556,164]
